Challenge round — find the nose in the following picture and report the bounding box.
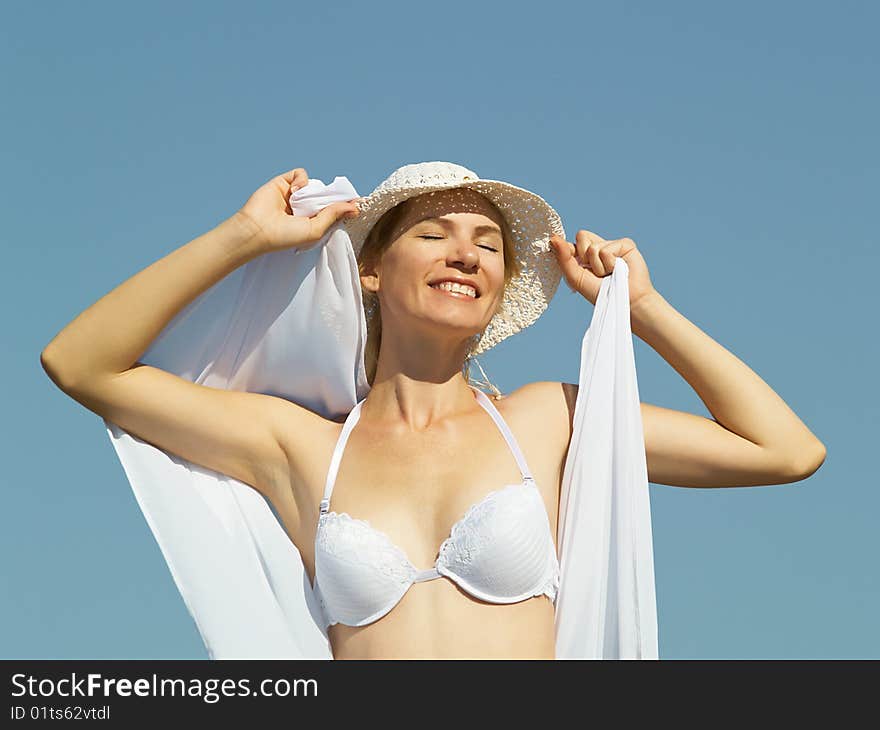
[448,237,480,270]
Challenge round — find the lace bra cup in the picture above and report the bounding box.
[313,386,561,628]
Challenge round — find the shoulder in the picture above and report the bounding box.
[493,380,578,442]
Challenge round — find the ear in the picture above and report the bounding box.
[359,258,380,294]
[360,272,379,294]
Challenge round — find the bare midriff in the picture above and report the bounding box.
[324,579,556,660]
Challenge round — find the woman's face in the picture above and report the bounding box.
[361,188,507,346]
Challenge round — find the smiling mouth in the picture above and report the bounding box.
[430,285,479,302]
[428,282,480,300]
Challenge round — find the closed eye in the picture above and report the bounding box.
[418,235,499,252]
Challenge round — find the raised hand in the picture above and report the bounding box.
[237,167,361,253]
[550,229,656,309]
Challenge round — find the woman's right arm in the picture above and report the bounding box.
[40,167,361,531]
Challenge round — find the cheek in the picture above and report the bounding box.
[383,245,429,277]
[384,247,434,288]
[378,252,427,305]
[489,260,507,293]
[490,265,509,310]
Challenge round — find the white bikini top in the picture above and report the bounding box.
[312,385,561,628]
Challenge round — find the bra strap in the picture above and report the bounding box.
[470,387,534,482]
[320,398,366,515]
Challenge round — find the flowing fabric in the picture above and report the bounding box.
[103,176,658,659]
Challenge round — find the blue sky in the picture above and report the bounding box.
[2,0,877,659]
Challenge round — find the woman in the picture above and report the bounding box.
[40,162,826,660]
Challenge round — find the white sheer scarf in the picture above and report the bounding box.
[103,176,658,659]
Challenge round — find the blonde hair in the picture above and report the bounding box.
[356,195,521,400]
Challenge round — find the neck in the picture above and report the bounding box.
[365,372,478,433]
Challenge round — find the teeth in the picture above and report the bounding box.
[431,281,477,298]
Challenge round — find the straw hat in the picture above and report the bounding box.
[341,161,566,356]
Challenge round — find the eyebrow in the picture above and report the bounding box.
[418,217,503,237]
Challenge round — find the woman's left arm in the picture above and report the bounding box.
[630,289,826,487]
[549,230,827,488]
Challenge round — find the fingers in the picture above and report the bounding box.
[573,231,589,272]
[343,200,361,217]
[306,201,361,242]
[551,229,623,279]
[549,234,585,293]
[572,229,626,276]
[279,167,309,190]
[553,230,603,272]
[550,229,636,306]
[598,241,619,274]
[573,230,600,275]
